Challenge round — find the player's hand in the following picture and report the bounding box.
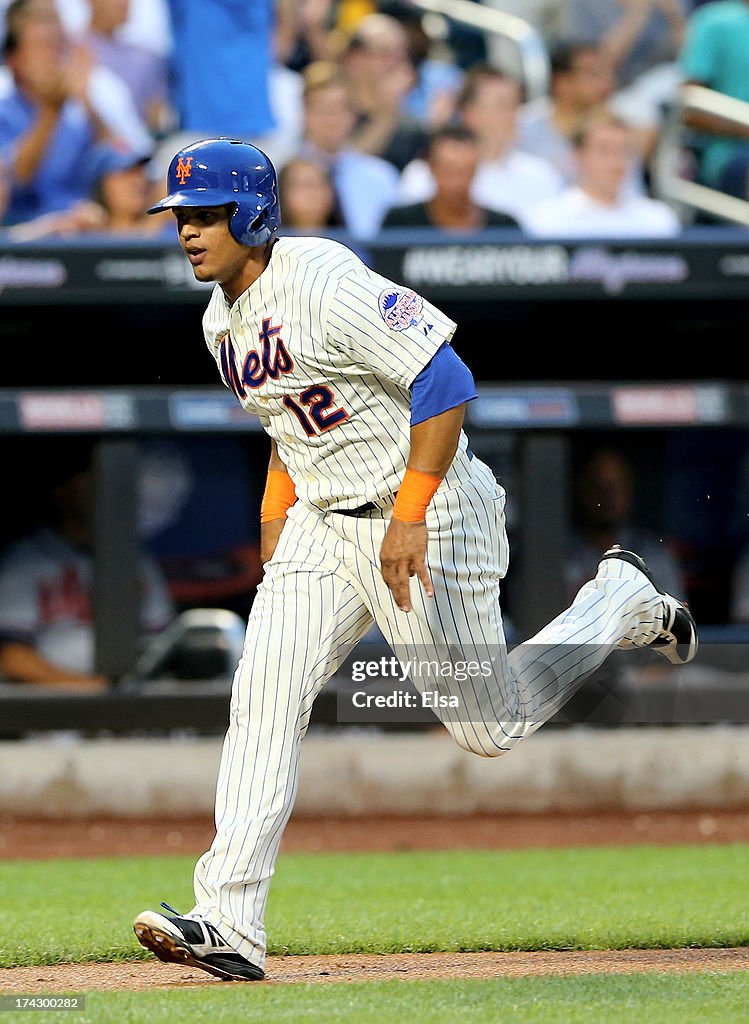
[261,517,286,568]
[380,519,434,613]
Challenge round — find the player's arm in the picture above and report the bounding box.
[0,640,108,691]
[380,344,477,613]
[259,439,297,567]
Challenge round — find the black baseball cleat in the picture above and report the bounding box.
[600,545,698,665]
[133,903,264,982]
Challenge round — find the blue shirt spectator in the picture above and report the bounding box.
[166,0,275,139]
[0,0,152,224]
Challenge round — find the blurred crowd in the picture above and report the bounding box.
[0,0,747,242]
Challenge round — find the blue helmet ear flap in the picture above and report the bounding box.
[227,170,281,245]
[147,137,281,246]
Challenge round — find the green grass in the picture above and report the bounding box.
[1,843,747,968]
[5,973,749,1024]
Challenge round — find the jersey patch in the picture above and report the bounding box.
[378,288,424,332]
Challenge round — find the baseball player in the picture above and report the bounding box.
[133,138,698,982]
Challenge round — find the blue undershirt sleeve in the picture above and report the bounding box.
[410,342,478,426]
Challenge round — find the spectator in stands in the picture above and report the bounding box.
[398,65,565,223]
[559,1,691,160]
[0,0,152,225]
[522,109,682,235]
[565,446,687,606]
[0,0,154,150]
[560,0,690,92]
[277,154,346,231]
[382,124,521,231]
[471,0,571,87]
[0,441,175,690]
[1,197,105,238]
[89,145,174,236]
[290,60,400,239]
[77,0,173,138]
[160,0,275,142]
[152,0,303,173]
[518,38,619,184]
[338,11,430,171]
[678,0,749,201]
[0,148,105,238]
[519,37,658,190]
[379,1,465,129]
[49,0,173,58]
[275,0,339,73]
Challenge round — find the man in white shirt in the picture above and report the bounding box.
[522,109,682,237]
[398,65,565,223]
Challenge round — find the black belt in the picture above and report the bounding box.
[332,501,380,516]
[331,449,474,517]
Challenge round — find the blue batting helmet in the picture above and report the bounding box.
[147,137,281,246]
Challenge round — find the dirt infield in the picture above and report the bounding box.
[3,808,749,860]
[3,947,749,992]
[2,810,748,992]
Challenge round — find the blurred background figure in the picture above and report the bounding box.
[290,60,399,240]
[521,109,682,235]
[89,145,174,236]
[382,124,521,231]
[77,0,172,139]
[729,545,749,624]
[398,64,564,224]
[338,11,430,171]
[565,445,687,605]
[277,154,346,231]
[560,0,689,92]
[518,37,619,184]
[48,0,173,58]
[480,0,573,43]
[162,0,274,143]
[0,0,152,225]
[559,0,690,155]
[275,0,339,73]
[377,0,465,129]
[0,441,175,690]
[154,0,306,170]
[678,0,749,202]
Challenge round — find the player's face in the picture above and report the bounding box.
[172,205,250,289]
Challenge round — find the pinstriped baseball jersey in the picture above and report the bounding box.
[202,235,468,510]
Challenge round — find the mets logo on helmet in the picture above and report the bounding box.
[378,288,424,332]
[175,157,193,184]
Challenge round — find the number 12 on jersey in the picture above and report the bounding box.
[283,386,349,435]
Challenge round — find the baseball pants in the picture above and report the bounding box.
[189,453,663,967]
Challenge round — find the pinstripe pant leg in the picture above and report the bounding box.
[333,457,662,759]
[189,508,373,969]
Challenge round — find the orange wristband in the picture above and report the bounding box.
[260,468,297,524]
[392,468,442,522]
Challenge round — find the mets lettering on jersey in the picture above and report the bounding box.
[202,236,463,511]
